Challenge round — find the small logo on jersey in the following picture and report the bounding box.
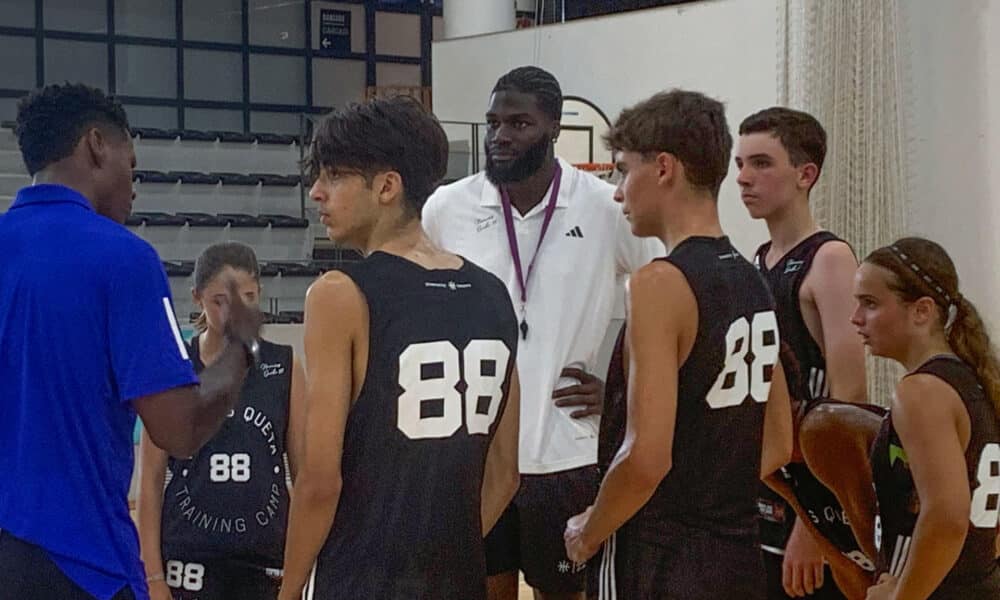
[889,443,908,467]
[476,215,498,232]
[565,226,584,238]
[260,362,285,378]
[425,281,472,291]
[758,498,787,524]
[784,259,805,274]
[717,251,739,260]
[557,560,585,574]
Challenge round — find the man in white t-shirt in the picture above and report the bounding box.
[423,66,660,600]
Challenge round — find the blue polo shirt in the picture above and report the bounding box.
[0,184,198,600]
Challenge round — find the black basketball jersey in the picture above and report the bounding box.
[603,236,778,543]
[871,357,1000,595]
[313,251,518,600]
[754,231,845,402]
[597,324,627,476]
[755,231,856,552]
[161,336,293,570]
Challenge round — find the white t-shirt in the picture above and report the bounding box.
[423,158,661,474]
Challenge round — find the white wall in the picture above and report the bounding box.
[432,0,777,256]
[900,0,1000,330]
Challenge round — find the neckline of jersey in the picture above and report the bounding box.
[369,250,470,274]
[760,230,830,271]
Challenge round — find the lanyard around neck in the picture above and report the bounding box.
[499,161,562,339]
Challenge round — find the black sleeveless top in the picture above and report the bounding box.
[871,356,1000,597]
[598,324,627,476]
[161,336,293,570]
[601,236,778,544]
[314,252,519,600]
[754,231,846,403]
[754,231,859,553]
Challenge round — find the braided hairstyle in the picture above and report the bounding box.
[865,237,1000,419]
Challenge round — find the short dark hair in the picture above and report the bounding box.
[15,83,130,176]
[738,107,826,173]
[605,89,732,197]
[492,66,563,122]
[306,96,448,215]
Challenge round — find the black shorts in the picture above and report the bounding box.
[588,521,765,600]
[162,556,280,600]
[761,550,846,600]
[0,529,137,600]
[758,484,794,553]
[485,464,599,593]
[931,565,1000,600]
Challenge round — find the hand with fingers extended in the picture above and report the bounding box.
[553,367,605,418]
[783,518,827,597]
[219,276,263,350]
[564,505,600,564]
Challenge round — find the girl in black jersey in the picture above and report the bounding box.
[852,237,1000,599]
[137,242,306,600]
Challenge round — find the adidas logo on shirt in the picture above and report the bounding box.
[565,226,584,238]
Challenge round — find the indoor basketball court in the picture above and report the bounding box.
[2,0,999,599]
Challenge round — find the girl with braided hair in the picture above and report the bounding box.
[852,237,1000,599]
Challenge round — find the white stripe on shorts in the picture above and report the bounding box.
[600,532,617,600]
[889,535,912,577]
[302,561,317,600]
[897,535,912,577]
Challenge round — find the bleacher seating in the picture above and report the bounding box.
[218,212,266,227]
[126,126,314,275]
[170,259,341,322]
[277,310,305,323]
[162,261,195,277]
[132,128,301,175]
[216,131,256,144]
[187,311,307,325]
[0,173,30,197]
[132,169,303,188]
[131,128,299,146]
[173,212,227,227]
[0,120,361,317]
[0,124,20,212]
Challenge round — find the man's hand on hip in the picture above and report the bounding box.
[553,367,604,418]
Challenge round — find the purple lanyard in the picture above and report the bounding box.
[499,162,562,339]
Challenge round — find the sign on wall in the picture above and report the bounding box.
[319,8,352,53]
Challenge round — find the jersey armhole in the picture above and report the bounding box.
[658,256,700,371]
[328,266,372,411]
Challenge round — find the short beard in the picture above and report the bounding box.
[485,135,551,186]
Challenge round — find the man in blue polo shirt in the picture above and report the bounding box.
[0,84,262,600]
